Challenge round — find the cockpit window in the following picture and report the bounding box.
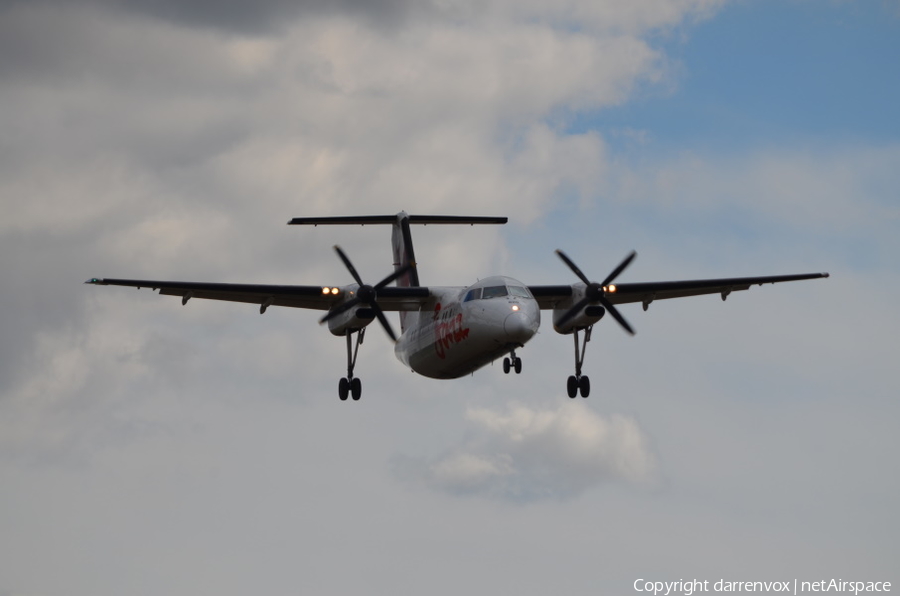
[466,285,531,301]
[481,286,508,299]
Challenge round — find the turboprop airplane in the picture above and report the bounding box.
[86,212,829,400]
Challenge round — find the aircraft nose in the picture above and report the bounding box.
[504,310,538,344]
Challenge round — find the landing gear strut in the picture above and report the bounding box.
[321,245,413,402]
[502,350,522,374]
[338,328,365,401]
[567,326,592,398]
[553,249,638,399]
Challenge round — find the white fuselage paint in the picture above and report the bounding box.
[394,276,541,379]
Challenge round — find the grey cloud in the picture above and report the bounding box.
[393,402,659,501]
[0,0,421,33]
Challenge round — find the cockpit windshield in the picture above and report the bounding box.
[481,286,508,299]
[464,285,532,301]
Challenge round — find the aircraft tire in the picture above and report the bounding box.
[514,357,522,374]
[579,375,590,398]
[339,377,350,401]
[351,377,362,401]
[503,358,511,374]
[567,375,578,398]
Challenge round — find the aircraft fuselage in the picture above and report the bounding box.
[395,276,540,379]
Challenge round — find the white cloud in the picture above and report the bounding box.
[394,402,659,500]
[1,0,709,400]
[0,0,679,223]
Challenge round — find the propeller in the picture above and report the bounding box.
[554,249,637,335]
[319,245,411,342]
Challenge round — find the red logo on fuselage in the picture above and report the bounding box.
[433,303,469,359]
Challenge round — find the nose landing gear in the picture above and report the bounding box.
[502,350,522,374]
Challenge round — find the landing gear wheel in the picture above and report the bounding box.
[579,375,590,398]
[567,327,595,399]
[339,329,367,402]
[503,357,511,374]
[514,357,522,374]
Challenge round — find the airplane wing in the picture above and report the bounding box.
[84,278,431,312]
[528,272,830,310]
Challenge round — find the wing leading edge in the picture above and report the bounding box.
[89,269,828,315]
[528,272,829,310]
[84,278,430,312]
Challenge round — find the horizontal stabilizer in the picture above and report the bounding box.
[288,214,507,226]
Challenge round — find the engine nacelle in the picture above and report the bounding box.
[553,305,605,334]
[327,305,376,336]
[324,285,376,336]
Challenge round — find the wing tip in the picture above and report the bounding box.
[85,278,104,285]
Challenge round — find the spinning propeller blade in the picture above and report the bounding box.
[554,250,637,335]
[319,246,410,342]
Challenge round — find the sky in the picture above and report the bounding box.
[1,0,898,594]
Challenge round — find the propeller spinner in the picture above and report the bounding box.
[554,249,637,335]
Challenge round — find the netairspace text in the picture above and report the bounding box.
[633,579,892,596]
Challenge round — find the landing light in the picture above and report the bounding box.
[323,287,341,295]
[605,285,617,293]
[331,287,340,295]
[511,305,519,311]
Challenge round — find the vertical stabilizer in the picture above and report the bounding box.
[391,211,420,288]
[288,212,507,332]
[391,212,419,331]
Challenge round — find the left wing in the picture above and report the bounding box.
[529,272,829,310]
[85,278,430,312]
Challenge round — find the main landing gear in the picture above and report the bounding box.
[338,328,365,401]
[567,326,592,398]
[321,245,413,402]
[502,350,522,374]
[553,249,638,399]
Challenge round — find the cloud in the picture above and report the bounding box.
[0,0,674,233]
[393,402,659,501]
[0,0,710,404]
[0,0,420,34]
[0,0,724,35]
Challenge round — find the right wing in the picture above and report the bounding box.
[605,272,830,306]
[528,272,830,310]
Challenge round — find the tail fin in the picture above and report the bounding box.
[391,213,418,288]
[288,212,507,330]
